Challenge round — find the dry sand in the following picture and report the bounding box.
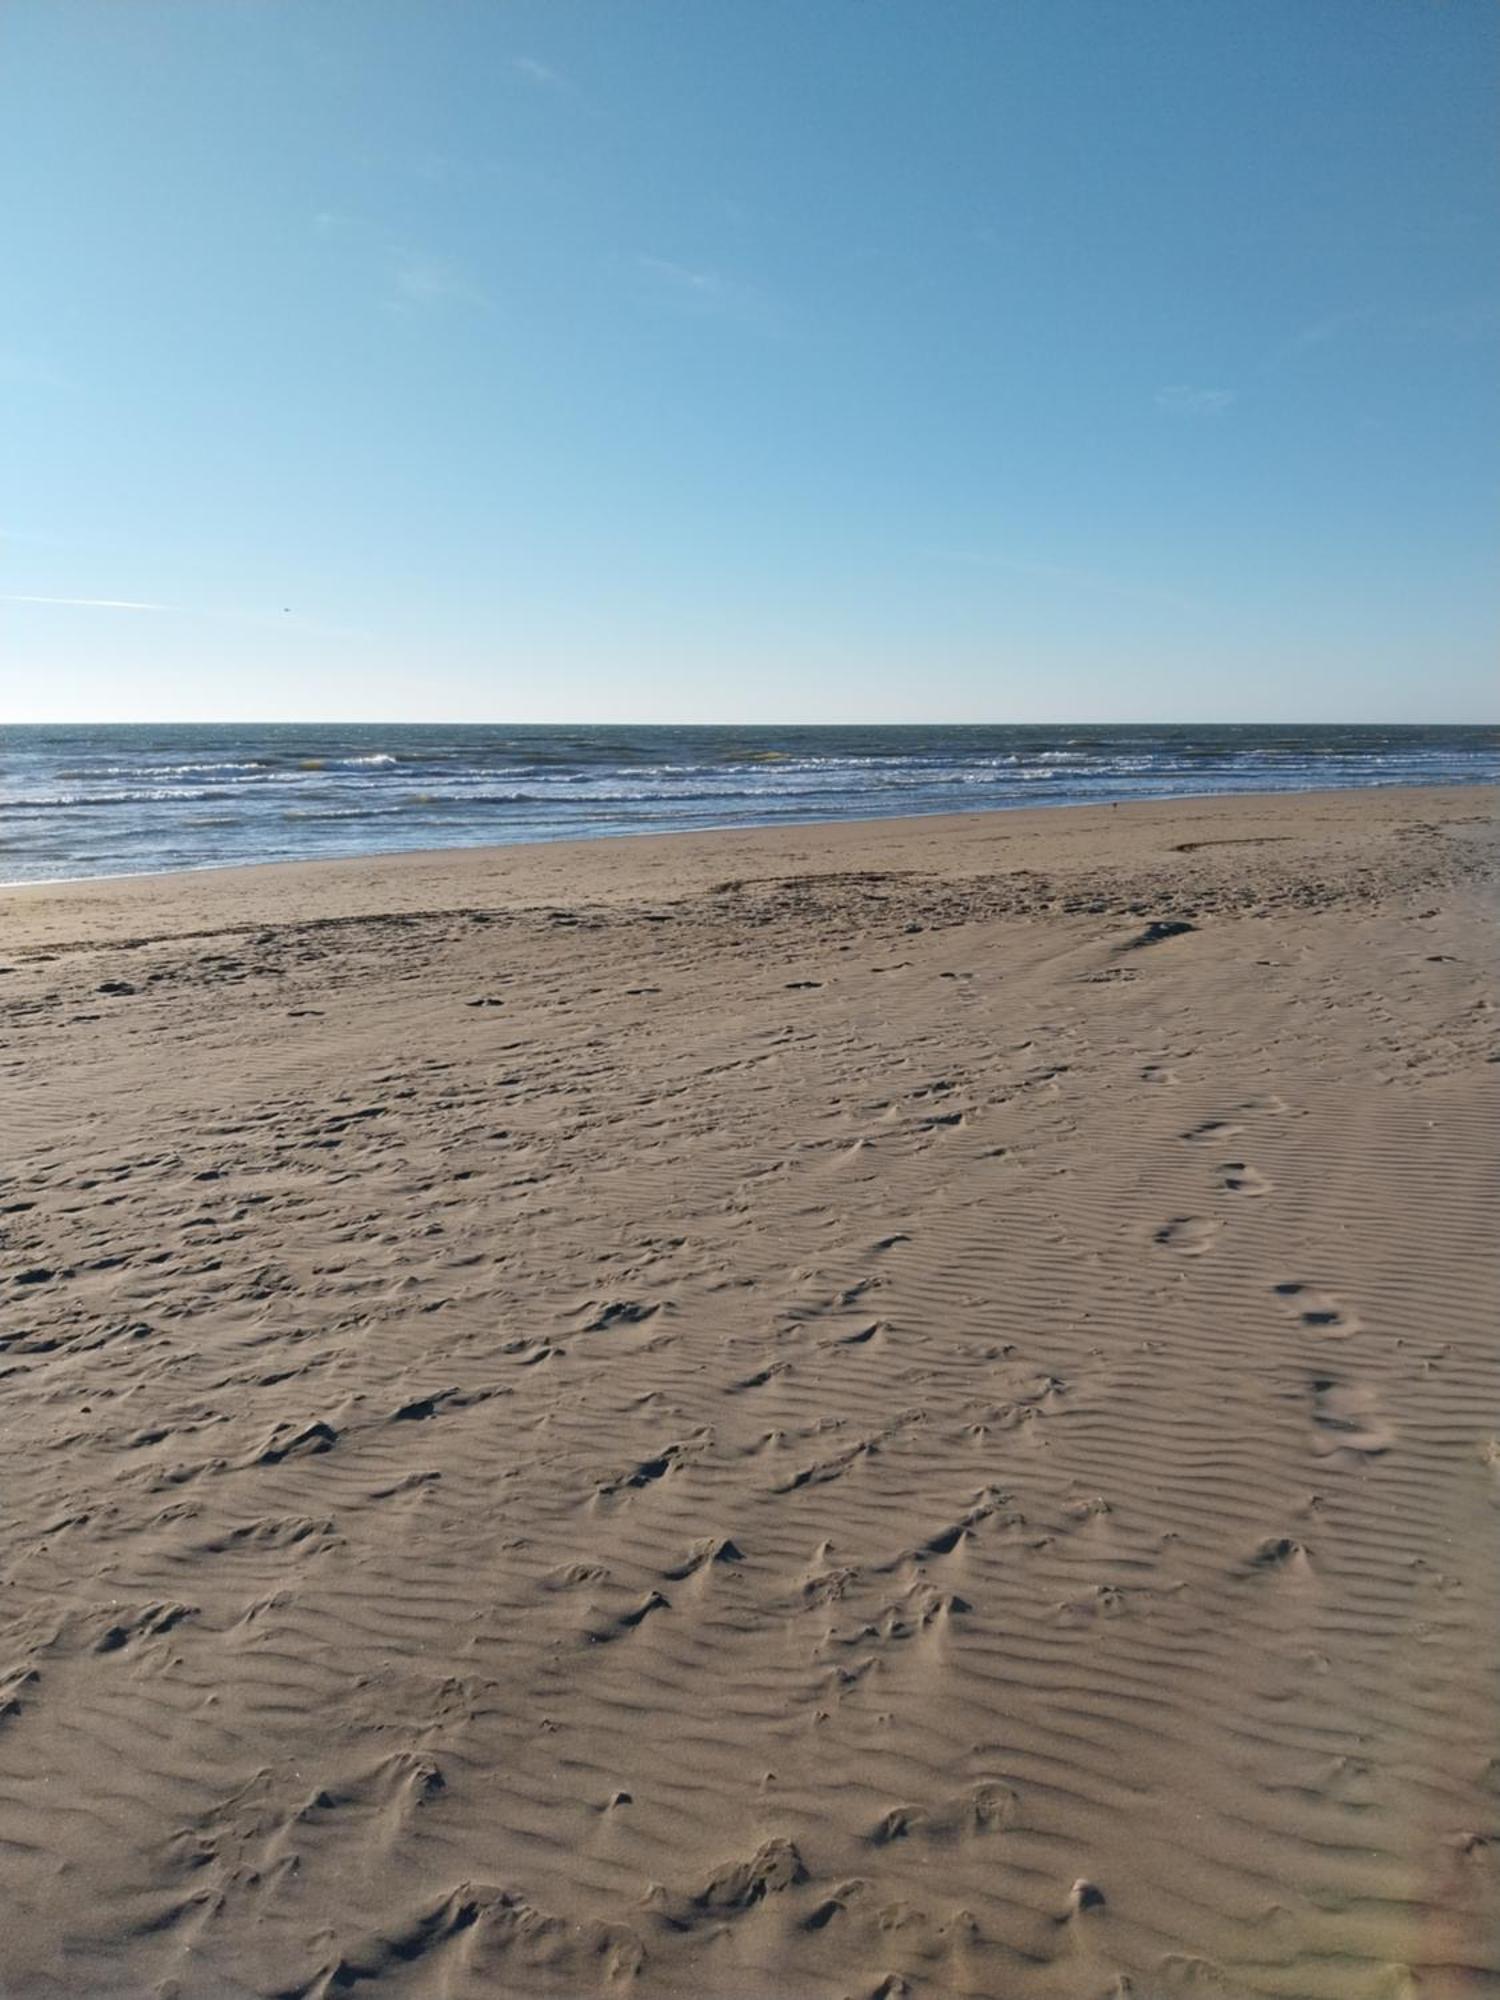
[2,785,1497,2000]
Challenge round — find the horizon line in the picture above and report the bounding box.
[8,717,1496,730]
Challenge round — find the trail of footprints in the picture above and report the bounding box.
[1157,1094,1389,1461]
[8,881,1491,1999]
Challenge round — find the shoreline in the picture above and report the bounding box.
[4,769,1495,899]
[4,780,1494,943]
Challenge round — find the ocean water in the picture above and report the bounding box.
[3,723,1496,885]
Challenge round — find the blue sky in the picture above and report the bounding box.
[3,0,1495,723]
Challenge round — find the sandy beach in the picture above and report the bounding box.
[2,783,1496,1999]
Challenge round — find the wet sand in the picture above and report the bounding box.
[3,784,1497,1999]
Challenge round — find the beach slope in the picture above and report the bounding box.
[3,785,1497,1998]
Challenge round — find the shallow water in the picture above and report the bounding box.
[3,721,1495,883]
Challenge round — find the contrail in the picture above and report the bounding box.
[0,593,172,611]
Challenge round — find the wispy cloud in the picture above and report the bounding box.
[0,594,172,611]
[1262,299,1500,373]
[1155,385,1236,417]
[1266,311,1358,368]
[513,55,563,88]
[636,255,735,304]
[630,255,782,333]
[313,207,368,236]
[313,211,489,315]
[1,591,370,640]
[390,252,488,310]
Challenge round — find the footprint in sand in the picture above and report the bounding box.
[729,1358,794,1394]
[1310,1376,1393,1457]
[1275,1282,1360,1337]
[823,1321,884,1352]
[1182,1117,1245,1144]
[1154,1216,1222,1256]
[1182,1093,1288,1142]
[1215,1160,1272,1197]
[1248,1534,1312,1575]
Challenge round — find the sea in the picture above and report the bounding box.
[3,723,1496,886]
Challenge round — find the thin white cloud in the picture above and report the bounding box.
[0,594,172,611]
[630,254,782,334]
[1268,312,1359,367]
[1155,385,1236,417]
[1261,299,1500,374]
[312,208,361,239]
[313,212,488,314]
[636,255,733,303]
[513,55,563,87]
[390,252,488,310]
[1,592,369,639]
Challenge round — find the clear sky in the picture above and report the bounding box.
[3,1,1496,724]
